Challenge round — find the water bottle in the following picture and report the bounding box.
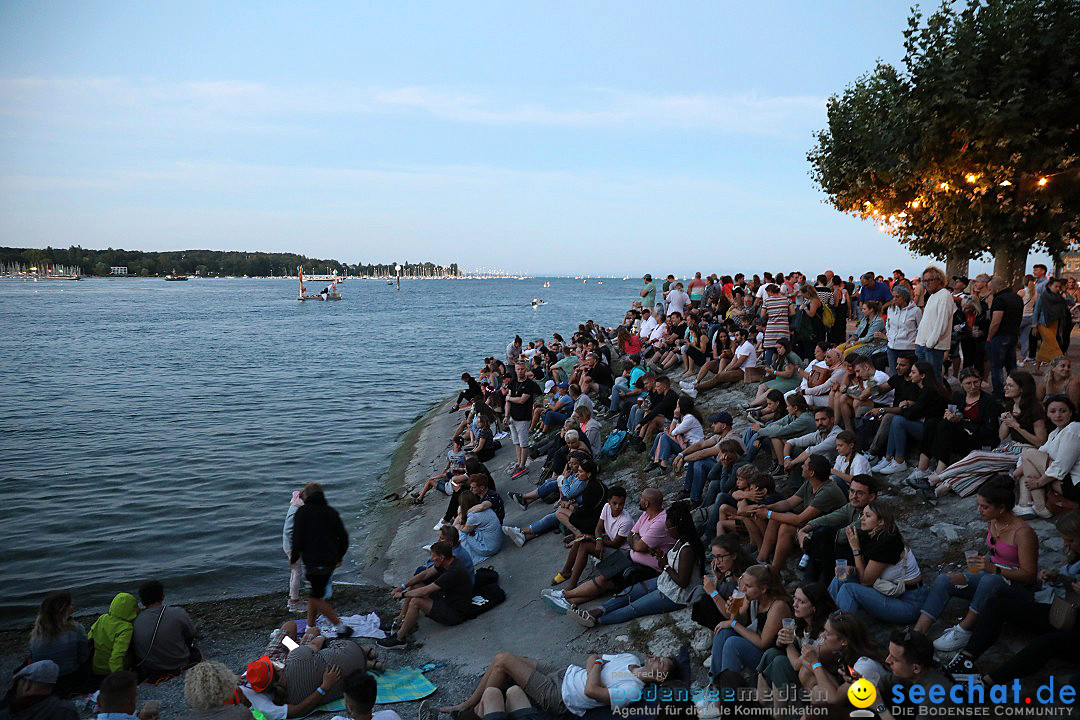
[798,554,810,570]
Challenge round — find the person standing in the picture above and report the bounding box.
[985,276,1023,396]
[504,362,541,479]
[885,286,921,375]
[913,266,952,380]
[1035,277,1073,364]
[283,490,306,613]
[290,484,353,637]
[640,274,656,310]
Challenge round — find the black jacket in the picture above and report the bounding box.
[290,491,349,568]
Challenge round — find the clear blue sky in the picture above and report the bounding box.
[0,1,1046,275]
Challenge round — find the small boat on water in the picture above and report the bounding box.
[297,266,342,301]
[164,273,189,281]
[386,279,394,285]
[531,298,546,307]
[597,280,604,285]
[542,281,551,288]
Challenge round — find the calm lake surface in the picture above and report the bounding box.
[0,276,635,623]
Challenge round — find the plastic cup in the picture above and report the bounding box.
[782,618,796,631]
[965,550,982,574]
[729,589,746,615]
[835,559,848,579]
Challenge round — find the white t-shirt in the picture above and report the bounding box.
[834,453,872,477]
[756,284,770,301]
[734,340,758,369]
[667,290,691,315]
[239,686,287,720]
[673,414,706,445]
[648,323,667,343]
[561,653,645,717]
[601,504,635,540]
[878,547,921,583]
[638,316,657,339]
[864,370,894,406]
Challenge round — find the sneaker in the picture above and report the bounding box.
[511,466,529,480]
[941,653,980,683]
[540,589,571,613]
[907,468,929,481]
[879,460,907,474]
[696,700,721,719]
[286,599,306,613]
[933,624,972,652]
[683,387,698,399]
[377,635,409,650]
[1012,504,1036,518]
[421,543,433,552]
[871,458,891,472]
[502,525,527,548]
[509,492,528,511]
[433,519,448,532]
[867,455,881,466]
[569,607,597,628]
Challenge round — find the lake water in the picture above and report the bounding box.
[0,276,636,623]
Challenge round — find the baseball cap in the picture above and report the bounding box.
[544,380,555,393]
[643,273,652,281]
[708,411,734,425]
[853,657,884,686]
[246,656,275,693]
[557,382,569,390]
[14,661,59,685]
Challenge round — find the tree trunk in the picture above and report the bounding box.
[992,242,1029,290]
[945,254,970,282]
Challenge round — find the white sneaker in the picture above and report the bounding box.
[540,589,570,613]
[907,468,929,481]
[880,460,908,474]
[683,387,698,398]
[432,520,447,532]
[933,625,972,652]
[871,458,891,472]
[502,525,526,548]
[1012,504,1036,518]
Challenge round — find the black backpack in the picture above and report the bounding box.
[468,566,506,617]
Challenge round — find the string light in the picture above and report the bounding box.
[939,182,950,190]
[965,173,977,183]
[999,180,1012,187]
[1038,177,1048,186]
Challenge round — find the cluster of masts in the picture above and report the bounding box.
[0,262,81,280]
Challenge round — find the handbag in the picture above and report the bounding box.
[1048,595,1078,631]
[872,548,910,598]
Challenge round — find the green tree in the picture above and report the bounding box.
[93,262,110,276]
[808,0,1080,286]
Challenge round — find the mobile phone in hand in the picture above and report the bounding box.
[281,636,299,651]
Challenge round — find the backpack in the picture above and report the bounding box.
[599,430,629,459]
[468,566,506,617]
[821,303,835,329]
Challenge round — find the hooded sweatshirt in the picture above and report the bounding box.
[87,592,138,675]
[289,491,349,569]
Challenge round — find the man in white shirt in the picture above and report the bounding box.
[666,283,691,316]
[436,652,677,718]
[885,285,922,375]
[914,266,952,380]
[637,309,657,340]
[693,327,758,393]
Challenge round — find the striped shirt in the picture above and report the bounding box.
[762,295,791,348]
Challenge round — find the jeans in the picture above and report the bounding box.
[987,335,1017,397]
[526,513,559,536]
[829,576,928,624]
[886,416,924,458]
[597,578,684,625]
[609,384,636,413]
[542,410,569,428]
[1019,316,1034,360]
[965,584,1049,659]
[742,428,763,462]
[651,433,680,464]
[917,572,1022,621]
[915,346,945,381]
[628,405,645,432]
[683,458,717,503]
[711,628,765,675]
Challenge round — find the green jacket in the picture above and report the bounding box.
[757,411,816,440]
[87,592,138,675]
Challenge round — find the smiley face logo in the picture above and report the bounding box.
[847,678,877,709]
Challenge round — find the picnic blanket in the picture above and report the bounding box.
[371,663,439,704]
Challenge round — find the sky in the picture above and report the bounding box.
[0,1,1050,276]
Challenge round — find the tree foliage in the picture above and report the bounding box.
[0,246,459,278]
[808,0,1080,281]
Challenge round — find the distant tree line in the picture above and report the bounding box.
[0,246,459,278]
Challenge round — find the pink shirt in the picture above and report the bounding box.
[629,510,676,570]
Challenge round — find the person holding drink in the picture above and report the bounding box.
[828,500,928,623]
[707,566,792,680]
[755,583,837,700]
[912,475,1038,652]
[692,535,755,633]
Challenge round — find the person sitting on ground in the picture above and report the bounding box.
[692,535,756,632]
[748,388,787,426]
[940,510,1080,684]
[551,485,635,590]
[1013,394,1080,517]
[542,489,674,613]
[834,355,893,433]
[605,361,646,418]
[438,456,497,528]
[568,501,704,628]
[829,431,871,493]
[409,525,474,582]
[0,661,78,720]
[463,472,505,524]
[870,360,949,476]
[616,325,643,363]
[780,407,842,474]
[342,671,401,720]
[754,583,836,700]
[509,447,587,510]
[502,454,595,547]
[907,367,1001,483]
[912,475,1038,651]
[797,474,878,584]
[378,541,473,650]
[87,592,138,682]
[757,337,802,398]
[798,612,882,711]
[674,411,742,504]
[646,396,705,474]
[692,328,758,393]
[682,323,712,376]
[574,405,601,452]
[26,591,90,696]
[578,353,614,399]
[454,490,504,564]
[451,373,483,413]
[879,630,951,715]
[747,394,815,470]
[631,375,678,450]
[861,352,918,460]
[181,663,251,720]
[789,344,843,412]
[712,467,781,541]
[1036,356,1080,406]
[534,383,572,435]
[926,370,1047,498]
[414,436,467,504]
[436,651,678,720]
[289,484,353,638]
[829,499,927,624]
[838,302,886,359]
[130,580,202,682]
[747,454,847,572]
[465,414,496,462]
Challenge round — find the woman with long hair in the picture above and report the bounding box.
[616,324,642,362]
[756,582,836,694]
[914,476,1038,652]
[839,301,885,359]
[1018,274,1038,362]
[927,370,1048,498]
[794,284,826,359]
[829,500,927,623]
[569,501,704,627]
[682,323,711,376]
[757,337,803,396]
[708,565,792,677]
[646,395,705,473]
[798,611,880,706]
[1035,278,1073,364]
[1037,356,1080,407]
[827,276,850,345]
[1015,394,1080,516]
[909,367,1002,481]
[873,360,949,475]
[28,590,90,695]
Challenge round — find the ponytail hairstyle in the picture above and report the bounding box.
[742,565,790,605]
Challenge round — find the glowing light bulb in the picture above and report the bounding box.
[999,180,1012,187]
[965,174,977,183]
[910,200,920,209]
[1038,177,1048,186]
[898,212,907,218]
[939,182,950,190]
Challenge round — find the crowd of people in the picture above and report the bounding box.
[7,265,1080,720]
